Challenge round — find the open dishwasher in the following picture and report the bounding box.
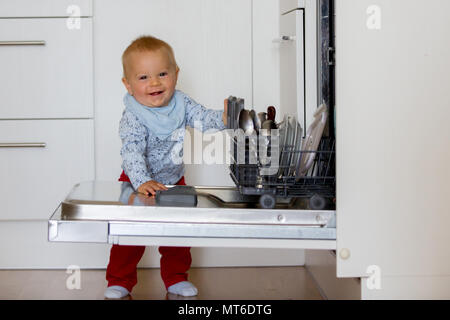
[48,99,336,249]
[48,180,336,249]
[48,0,336,250]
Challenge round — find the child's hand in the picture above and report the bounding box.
[222,99,228,126]
[137,180,168,196]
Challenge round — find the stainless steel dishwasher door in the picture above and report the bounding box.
[48,181,336,249]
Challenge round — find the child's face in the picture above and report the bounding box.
[122,49,179,108]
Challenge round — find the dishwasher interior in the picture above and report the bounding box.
[48,0,336,249]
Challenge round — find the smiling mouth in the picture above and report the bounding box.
[149,91,164,96]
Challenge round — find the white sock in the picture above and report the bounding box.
[104,285,129,299]
[168,281,198,297]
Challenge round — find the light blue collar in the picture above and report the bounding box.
[124,91,186,139]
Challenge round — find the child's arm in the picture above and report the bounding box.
[119,110,167,195]
[183,92,227,132]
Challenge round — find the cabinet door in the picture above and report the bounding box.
[0,120,94,220]
[279,0,318,130]
[336,0,450,277]
[0,0,92,17]
[279,9,305,123]
[0,18,93,119]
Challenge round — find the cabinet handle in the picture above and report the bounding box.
[327,47,336,66]
[0,143,47,148]
[0,41,46,46]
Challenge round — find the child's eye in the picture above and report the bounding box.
[139,75,147,80]
[159,72,168,77]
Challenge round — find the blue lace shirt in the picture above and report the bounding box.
[119,90,226,189]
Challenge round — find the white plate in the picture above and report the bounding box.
[289,118,303,177]
[287,116,299,176]
[295,104,328,179]
[278,119,287,150]
[284,116,297,177]
[277,115,290,178]
[284,116,297,176]
[273,118,284,177]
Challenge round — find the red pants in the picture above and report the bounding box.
[106,173,192,292]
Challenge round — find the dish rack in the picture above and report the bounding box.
[227,97,336,210]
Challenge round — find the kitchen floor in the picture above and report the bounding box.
[0,266,323,300]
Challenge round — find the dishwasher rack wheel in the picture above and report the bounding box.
[309,194,327,210]
[259,194,276,209]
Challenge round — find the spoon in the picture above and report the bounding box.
[256,112,267,130]
[238,109,255,135]
[261,119,277,136]
[249,110,260,133]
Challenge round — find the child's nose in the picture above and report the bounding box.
[150,78,161,86]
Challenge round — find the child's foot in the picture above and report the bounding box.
[104,285,130,299]
[168,281,198,297]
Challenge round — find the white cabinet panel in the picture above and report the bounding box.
[252,0,281,115]
[0,0,92,17]
[0,120,94,220]
[336,0,450,277]
[0,18,93,119]
[279,9,305,122]
[279,0,318,130]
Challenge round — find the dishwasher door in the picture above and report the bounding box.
[48,181,336,249]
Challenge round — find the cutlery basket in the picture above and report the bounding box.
[228,129,336,210]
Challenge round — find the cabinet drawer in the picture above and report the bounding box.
[0,0,92,18]
[0,119,94,220]
[0,18,93,119]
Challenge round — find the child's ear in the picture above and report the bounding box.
[122,77,133,95]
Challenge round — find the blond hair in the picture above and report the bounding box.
[122,35,178,78]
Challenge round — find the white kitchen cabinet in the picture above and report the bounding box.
[336,0,450,277]
[276,0,450,299]
[0,120,95,220]
[0,1,96,268]
[0,0,92,17]
[332,0,450,298]
[0,18,93,119]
